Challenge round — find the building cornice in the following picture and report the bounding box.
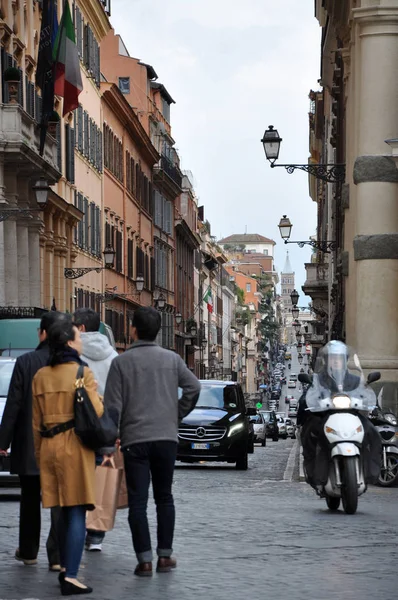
[101,83,160,166]
[77,0,111,41]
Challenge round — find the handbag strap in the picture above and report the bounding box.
[75,363,85,389]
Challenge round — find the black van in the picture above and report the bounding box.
[177,380,256,470]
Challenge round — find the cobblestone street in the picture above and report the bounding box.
[0,437,396,600]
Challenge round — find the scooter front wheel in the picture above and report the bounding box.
[341,457,358,515]
[378,453,398,487]
[326,496,340,511]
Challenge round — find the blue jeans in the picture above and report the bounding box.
[123,441,177,563]
[58,506,86,578]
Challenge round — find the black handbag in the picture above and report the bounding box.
[74,364,118,450]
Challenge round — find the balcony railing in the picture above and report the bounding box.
[156,154,182,188]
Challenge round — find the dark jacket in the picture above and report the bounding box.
[0,341,50,475]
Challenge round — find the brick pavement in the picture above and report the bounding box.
[0,440,396,600]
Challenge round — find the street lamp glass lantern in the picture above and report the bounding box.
[290,289,299,307]
[157,294,166,310]
[278,215,293,241]
[261,125,282,164]
[201,338,207,350]
[189,323,198,336]
[103,244,116,268]
[175,312,183,325]
[291,306,299,319]
[293,321,301,333]
[135,275,144,292]
[33,178,50,208]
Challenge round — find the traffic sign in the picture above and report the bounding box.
[256,402,263,409]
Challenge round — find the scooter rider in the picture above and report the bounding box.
[298,341,381,487]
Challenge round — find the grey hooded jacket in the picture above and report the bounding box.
[104,341,201,448]
[80,332,118,396]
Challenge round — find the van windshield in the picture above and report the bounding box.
[196,385,239,410]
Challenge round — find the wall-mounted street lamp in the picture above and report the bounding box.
[96,276,145,303]
[291,306,299,320]
[65,244,116,279]
[156,293,166,311]
[293,321,301,333]
[261,125,345,183]
[290,289,299,307]
[278,215,336,254]
[0,178,51,222]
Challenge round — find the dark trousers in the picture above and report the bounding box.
[19,475,60,565]
[123,441,177,564]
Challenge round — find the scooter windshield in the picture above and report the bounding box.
[305,344,376,413]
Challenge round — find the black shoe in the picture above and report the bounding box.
[59,572,66,584]
[61,579,93,596]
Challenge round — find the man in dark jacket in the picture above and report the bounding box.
[104,307,201,577]
[0,311,70,567]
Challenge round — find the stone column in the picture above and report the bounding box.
[16,221,30,306]
[351,3,398,392]
[4,219,18,306]
[28,223,41,308]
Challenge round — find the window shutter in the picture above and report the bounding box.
[150,256,155,291]
[105,221,111,247]
[144,254,149,288]
[77,105,83,152]
[77,193,84,247]
[76,6,83,58]
[65,125,75,183]
[162,196,167,231]
[56,122,62,172]
[95,206,101,256]
[90,202,95,253]
[116,230,123,273]
[17,67,23,106]
[84,111,89,157]
[149,181,153,216]
[95,41,100,87]
[98,129,103,172]
[84,24,90,70]
[83,197,89,250]
[166,201,172,235]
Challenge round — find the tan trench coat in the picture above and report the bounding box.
[32,363,104,509]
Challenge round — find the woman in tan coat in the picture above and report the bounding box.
[32,318,103,596]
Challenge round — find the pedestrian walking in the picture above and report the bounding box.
[104,307,200,577]
[32,319,104,596]
[73,307,118,552]
[0,311,70,570]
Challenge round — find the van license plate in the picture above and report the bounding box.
[192,443,210,450]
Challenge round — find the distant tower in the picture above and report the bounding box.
[281,251,295,310]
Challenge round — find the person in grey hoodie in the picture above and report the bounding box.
[104,307,200,577]
[73,308,118,552]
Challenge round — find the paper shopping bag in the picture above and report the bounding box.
[86,459,122,531]
[114,448,128,510]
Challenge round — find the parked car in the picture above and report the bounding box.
[288,380,297,389]
[177,380,256,470]
[260,411,279,442]
[276,415,288,439]
[0,357,18,486]
[285,417,296,439]
[249,413,266,447]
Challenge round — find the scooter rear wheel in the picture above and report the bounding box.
[325,496,340,511]
[341,457,358,515]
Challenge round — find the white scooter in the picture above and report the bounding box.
[299,346,380,515]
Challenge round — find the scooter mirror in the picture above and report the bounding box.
[367,371,381,385]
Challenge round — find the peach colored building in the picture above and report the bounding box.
[101,30,183,349]
[100,82,159,349]
[225,267,261,310]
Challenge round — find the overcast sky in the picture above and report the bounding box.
[110,1,321,301]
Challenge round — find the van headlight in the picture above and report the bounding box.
[228,423,245,437]
[332,395,351,409]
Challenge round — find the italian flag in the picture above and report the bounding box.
[204,288,213,314]
[53,1,83,116]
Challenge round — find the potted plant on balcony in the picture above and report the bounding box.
[4,67,20,104]
[47,110,60,136]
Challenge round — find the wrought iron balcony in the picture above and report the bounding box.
[154,154,182,189]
